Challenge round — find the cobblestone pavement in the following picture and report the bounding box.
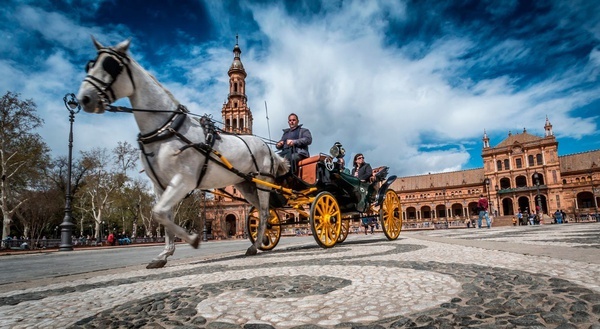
[1,223,599,329]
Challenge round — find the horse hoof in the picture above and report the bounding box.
[190,234,201,249]
[245,245,257,256]
[146,260,167,269]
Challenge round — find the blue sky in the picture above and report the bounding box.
[2,0,600,177]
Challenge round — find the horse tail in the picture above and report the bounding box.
[273,153,290,177]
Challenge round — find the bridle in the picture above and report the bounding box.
[84,47,136,109]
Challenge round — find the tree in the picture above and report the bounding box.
[0,91,50,247]
[76,142,140,240]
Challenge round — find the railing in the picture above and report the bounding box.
[497,185,547,194]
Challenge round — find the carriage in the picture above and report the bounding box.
[244,142,402,250]
[76,37,402,268]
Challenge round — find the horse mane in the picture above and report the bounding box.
[122,49,178,105]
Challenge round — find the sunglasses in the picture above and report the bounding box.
[357,157,364,159]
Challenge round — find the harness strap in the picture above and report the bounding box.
[138,104,189,144]
[234,135,260,173]
[83,75,115,104]
[137,141,166,191]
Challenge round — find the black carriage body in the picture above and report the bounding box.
[271,154,395,214]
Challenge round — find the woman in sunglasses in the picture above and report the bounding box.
[351,153,373,182]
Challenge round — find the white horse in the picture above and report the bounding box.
[76,38,289,268]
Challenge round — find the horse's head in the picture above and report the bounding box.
[76,37,135,113]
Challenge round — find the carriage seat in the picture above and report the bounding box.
[298,154,327,184]
[370,166,389,183]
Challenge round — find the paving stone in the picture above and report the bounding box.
[1,223,599,328]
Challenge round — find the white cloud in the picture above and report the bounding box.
[2,0,599,179]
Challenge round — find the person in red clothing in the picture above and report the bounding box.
[477,194,491,229]
[107,232,116,246]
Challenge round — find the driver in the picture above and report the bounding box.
[276,113,312,172]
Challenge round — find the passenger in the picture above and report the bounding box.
[276,113,312,173]
[351,153,373,182]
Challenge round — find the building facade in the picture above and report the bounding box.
[391,118,600,228]
[204,41,599,236]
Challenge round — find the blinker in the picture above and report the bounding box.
[102,56,123,79]
[85,60,95,73]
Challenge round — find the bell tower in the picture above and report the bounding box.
[222,35,253,134]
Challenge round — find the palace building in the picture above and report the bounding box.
[203,40,599,238]
[391,120,600,228]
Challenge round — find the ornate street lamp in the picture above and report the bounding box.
[589,170,598,220]
[533,172,543,220]
[484,178,492,215]
[59,93,81,251]
[202,191,208,242]
[495,184,500,216]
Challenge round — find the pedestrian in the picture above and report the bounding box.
[107,232,116,246]
[554,210,563,224]
[477,194,491,229]
[528,213,535,225]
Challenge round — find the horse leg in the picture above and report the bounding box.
[234,182,264,256]
[246,188,271,256]
[146,228,176,269]
[146,175,201,268]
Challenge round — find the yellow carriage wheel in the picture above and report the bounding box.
[309,192,342,248]
[337,219,351,243]
[380,189,402,240]
[246,206,281,251]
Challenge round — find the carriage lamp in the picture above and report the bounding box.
[59,93,81,251]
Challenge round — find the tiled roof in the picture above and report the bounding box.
[392,168,485,191]
[495,131,543,148]
[559,150,600,173]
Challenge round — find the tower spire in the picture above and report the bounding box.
[222,36,253,134]
[544,115,553,137]
[482,129,490,148]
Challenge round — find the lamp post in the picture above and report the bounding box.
[59,94,80,251]
[533,172,543,221]
[202,191,208,242]
[442,188,448,228]
[589,170,598,221]
[484,178,492,215]
[495,184,500,216]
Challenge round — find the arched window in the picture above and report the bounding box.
[497,160,502,171]
[504,159,510,170]
[528,155,534,166]
[234,83,238,93]
[515,176,527,188]
[536,154,543,165]
[515,158,522,168]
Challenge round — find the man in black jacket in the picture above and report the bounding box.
[276,113,312,172]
